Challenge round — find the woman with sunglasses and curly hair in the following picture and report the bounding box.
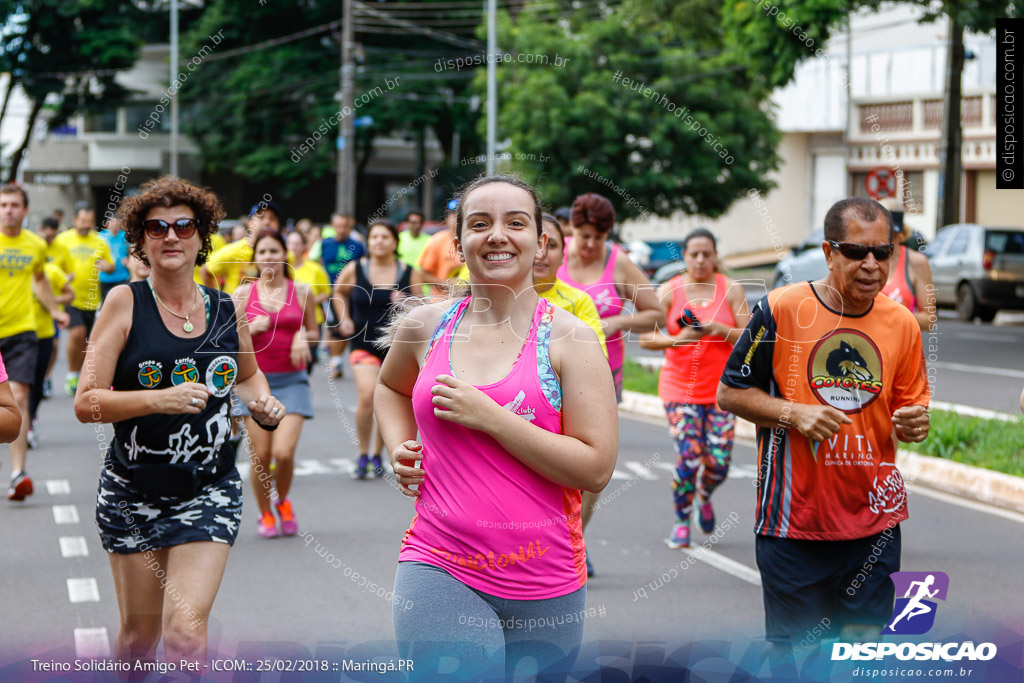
[74,176,285,668]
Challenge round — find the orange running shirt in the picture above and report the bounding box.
[721,282,929,541]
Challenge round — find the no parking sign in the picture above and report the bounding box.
[865,167,898,199]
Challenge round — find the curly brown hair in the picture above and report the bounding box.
[118,176,225,267]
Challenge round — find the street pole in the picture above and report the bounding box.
[170,0,179,177]
[486,0,496,175]
[337,0,356,216]
[938,15,964,230]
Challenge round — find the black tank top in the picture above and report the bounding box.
[349,258,412,359]
[108,281,240,476]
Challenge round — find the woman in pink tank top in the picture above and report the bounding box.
[556,192,664,577]
[375,176,618,678]
[231,230,319,539]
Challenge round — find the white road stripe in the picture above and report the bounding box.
[955,332,1017,343]
[59,536,89,558]
[66,578,100,603]
[931,361,1024,380]
[683,546,762,586]
[45,479,70,495]
[74,627,112,658]
[623,461,658,481]
[906,483,1024,525]
[52,505,80,524]
[610,469,632,480]
[329,458,355,473]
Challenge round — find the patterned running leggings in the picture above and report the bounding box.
[664,402,735,524]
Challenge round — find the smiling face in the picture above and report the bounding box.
[534,221,564,284]
[457,182,544,285]
[570,222,607,262]
[823,212,892,312]
[684,236,716,282]
[254,233,287,274]
[367,223,398,259]
[142,205,199,274]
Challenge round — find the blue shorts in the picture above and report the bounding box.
[755,525,901,644]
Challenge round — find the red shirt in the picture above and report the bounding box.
[721,283,929,541]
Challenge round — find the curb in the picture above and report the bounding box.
[620,389,1024,515]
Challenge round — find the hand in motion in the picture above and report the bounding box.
[248,394,285,426]
[893,405,929,442]
[247,314,271,335]
[430,374,496,432]
[53,310,71,329]
[339,317,355,338]
[791,403,852,442]
[290,334,312,369]
[163,382,211,415]
[390,440,424,498]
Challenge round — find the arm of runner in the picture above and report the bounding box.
[430,311,618,493]
[96,241,116,274]
[703,277,751,344]
[331,262,357,338]
[289,283,317,368]
[0,380,21,443]
[32,270,70,328]
[376,304,441,497]
[601,256,664,336]
[232,298,284,428]
[891,316,930,442]
[638,281,706,350]
[74,287,212,422]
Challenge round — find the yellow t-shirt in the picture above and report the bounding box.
[34,262,68,340]
[194,231,228,284]
[204,239,252,293]
[540,278,608,357]
[54,230,113,311]
[293,259,331,325]
[45,239,73,272]
[0,229,47,338]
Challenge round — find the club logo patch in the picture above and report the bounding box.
[137,361,163,388]
[171,357,200,386]
[807,329,883,414]
[205,355,238,397]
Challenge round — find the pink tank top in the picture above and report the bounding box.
[246,279,304,374]
[399,296,587,599]
[557,240,625,371]
[880,244,917,312]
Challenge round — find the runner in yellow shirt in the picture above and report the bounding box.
[28,261,73,449]
[288,230,331,370]
[193,228,226,285]
[0,184,70,500]
[53,207,114,395]
[200,199,281,292]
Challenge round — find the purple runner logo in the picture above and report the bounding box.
[882,571,949,635]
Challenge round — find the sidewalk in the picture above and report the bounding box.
[620,390,1024,515]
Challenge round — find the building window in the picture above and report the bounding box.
[82,110,118,133]
[923,97,985,129]
[859,102,913,133]
[125,101,170,133]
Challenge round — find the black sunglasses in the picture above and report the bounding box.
[144,218,198,239]
[828,240,894,261]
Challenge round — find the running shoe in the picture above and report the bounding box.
[665,522,690,549]
[7,472,33,501]
[26,429,37,450]
[64,374,78,396]
[585,552,595,577]
[330,361,344,380]
[351,454,369,480]
[275,498,298,536]
[42,378,53,400]
[257,510,279,538]
[697,498,715,534]
[371,455,385,478]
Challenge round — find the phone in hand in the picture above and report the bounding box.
[677,308,702,329]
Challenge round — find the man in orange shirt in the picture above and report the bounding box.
[416,199,462,299]
[718,197,930,667]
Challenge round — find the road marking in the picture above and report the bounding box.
[74,627,111,658]
[955,332,1017,343]
[610,469,632,480]
[293,459,337,476]
[329,458,356,473]
[683,546,762,586]
[906,483,1024,525]
[623,461,658,480]
[66,578,100,603]
[53,505,80,524]
[59,536,89,558]
[45,479,70,495]
[931,361,1024,380]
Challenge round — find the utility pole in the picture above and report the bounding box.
[485,0,497,175]
[170,0,179,177]
[336,0,356,215]
[937,15,964,230]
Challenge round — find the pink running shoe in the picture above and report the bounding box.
[258,510,279,538]
[275,498,298,536]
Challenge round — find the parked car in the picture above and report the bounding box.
[772,228,928,290]
[927,224,1024,321]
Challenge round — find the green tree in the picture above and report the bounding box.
[0,0,142,180]
[486,0,781,220]
[178,0,486,200]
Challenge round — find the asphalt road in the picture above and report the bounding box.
[2,357,1022,681]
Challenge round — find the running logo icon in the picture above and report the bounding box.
[882,571,949,635]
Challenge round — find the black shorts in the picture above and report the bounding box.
[0,331,39,385]
[67,305,98,336]
[755,525,901,644]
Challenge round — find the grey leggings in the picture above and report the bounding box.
[393,561,586,681]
